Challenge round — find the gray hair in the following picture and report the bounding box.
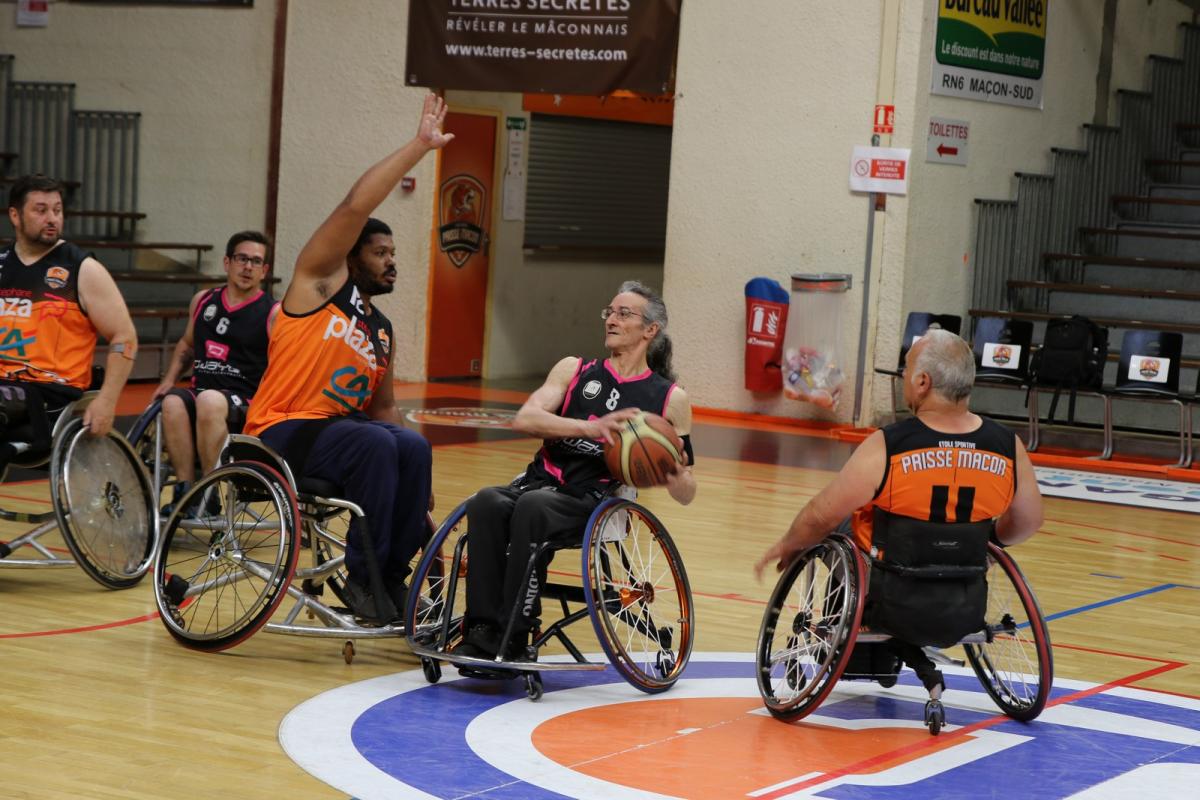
[617,280,675,382]
[911,328,975,401]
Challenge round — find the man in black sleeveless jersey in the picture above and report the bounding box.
[152,231,278,506]
[757,330,1042,577]
[458,281,697,661]
[754,330,1044,700]
[0,175,137,465]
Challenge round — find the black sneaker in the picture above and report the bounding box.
[456,623,501,659]
[344,578,400,626]
[161,481,192,518]
[502,631,533,663]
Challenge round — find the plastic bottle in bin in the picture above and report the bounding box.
[782,273,851,409]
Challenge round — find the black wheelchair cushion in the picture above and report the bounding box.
[298,476,342,498]
[865,509,991,648]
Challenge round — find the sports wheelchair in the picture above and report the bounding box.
[151,434,438,662]
[404,487,695,701]
[755,511,1052,735]
[0,389,157,589]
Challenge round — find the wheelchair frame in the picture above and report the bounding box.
[405,491,695,701]
[152,434,438,663]
[755,530,1052,735]
[0,391,158,589]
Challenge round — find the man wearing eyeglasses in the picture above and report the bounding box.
[152,230,278,508]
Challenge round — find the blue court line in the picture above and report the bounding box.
[1043,583,1194,624]
[1089,572,1125,580]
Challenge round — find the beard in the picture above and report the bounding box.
[352,273,396,297]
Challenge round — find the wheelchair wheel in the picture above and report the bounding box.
[50,418,156,589]
[964,545,1053,721]
[126,400,175,510]
[405,501,465,651]
[153,461,300,651]
[755,534,865,721]
[582,499,694,694]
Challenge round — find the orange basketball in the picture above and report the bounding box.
[603,412,684,488]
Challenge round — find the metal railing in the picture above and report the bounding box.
[70,110,141,239]
[5,81,75,181]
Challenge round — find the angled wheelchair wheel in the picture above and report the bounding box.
[582,499,694,694]
[755,534,865,721]
[50,418,156,589]
[964,545,1053,721]
[126,400,175,511]
[153,461,300,651]
[405,501,463,651]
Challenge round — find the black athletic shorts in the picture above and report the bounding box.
[164,387,250,433]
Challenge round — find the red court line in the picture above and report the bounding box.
[759,658,1187,799]
[0,610,159,639]
[1113,544,1146,554]
[1158,554,1189,562]
[1046,517,1199,548]
[1069,536,1101,544]
[0,491,52,506]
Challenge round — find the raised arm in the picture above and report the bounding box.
[78,257,138,436]
[286,95,454,311]
[152,289,205,400]
[513,357,639,443]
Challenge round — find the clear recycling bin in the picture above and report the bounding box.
[783,273,851,409]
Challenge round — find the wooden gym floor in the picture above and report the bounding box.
[1,381,1197,798]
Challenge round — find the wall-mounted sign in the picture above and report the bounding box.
[873,104,895,134]
[406,1,681,95]
[930,0,1048,109]
[849,146,911,195]
[926,116,970,165]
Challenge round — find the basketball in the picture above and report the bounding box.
[603,412,684,488]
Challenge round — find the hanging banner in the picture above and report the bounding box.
[930,0,1049,109]
[405,0,681,95]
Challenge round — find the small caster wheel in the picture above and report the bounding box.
[342,640,355,664]
[524,672,543,701]
[422,657,442,684]
[656,650,676,679]
[924,699,944,736]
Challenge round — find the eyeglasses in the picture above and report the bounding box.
[600,306,647,322]
[230,253,266,267]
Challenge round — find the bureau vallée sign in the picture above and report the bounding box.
[406,0,681,94]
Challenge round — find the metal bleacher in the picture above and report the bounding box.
[968,23,1200,455]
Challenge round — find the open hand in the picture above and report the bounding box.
[417,94,455,150]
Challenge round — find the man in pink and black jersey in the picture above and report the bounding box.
[153,230,278,506]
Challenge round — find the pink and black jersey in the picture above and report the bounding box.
[524,357,677,492]
[190,286,274,396]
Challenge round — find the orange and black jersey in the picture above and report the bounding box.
[243,279,391,437]
[851,415,1017,552]
[0,241,97,390]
